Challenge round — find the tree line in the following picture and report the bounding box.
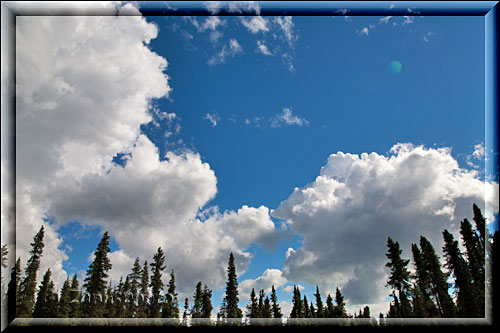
[1,203,497,325]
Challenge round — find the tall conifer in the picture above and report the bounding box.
[149,247,166,318]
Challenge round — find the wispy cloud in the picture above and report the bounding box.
[240,16,269,34]
[207,38,243,65]
[270,107,309,128]
[203,112,221,127]
[256,40,272,56]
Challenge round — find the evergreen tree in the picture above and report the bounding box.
[58,277,72,318]
[149,247,166,318]
[219,252,242,322]
[314,286,324,318]
[492,230,499,325]
[128,257,142,317]
[332,287,348,318]
[68,274,81,318]
[83,231,112,317]
[262,295,271,319]
[162,269,179,320]
[442,229,482,317]
[290,285,304,318]
[270,285,282,319]
[136,260,149,318]
[192,281,203,320]
[419,236,457,317]
[472,203,486,248]
[246,288,259,322]
[1,244,7,301]
[17,226,45,318]
[411,243,439,317]
[385,237,412,318]
[6,257,21,322]
[182,297,189,326]
[325,293,334,318]
[33,268,58,317]
[201,284,213,324]
[104,281,115,318]
[460,218,485,305]
[303,295,310,319]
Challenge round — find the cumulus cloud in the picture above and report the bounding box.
[11,7,281,300]
[256,40,272,56]
[272,143,499,308]
[270,107,309,128]
[240,268,288,301]
[240,16,269,34]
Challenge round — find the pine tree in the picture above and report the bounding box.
[314,286,324,318]
[385,237,412,318]
[83,231,112,317]
[149,247,166,318]
[58,277,72,318]
[270,285,282,319]
[6,257,21,322]
[442,229,482,317]
[17,225,45,318]
[68,274,81,318]
[104,281,115,318]
[136,260,149,318]
[33,268,58,317]
[472,203,486,248]
[419,236,457,317]
[303,295,310,319]
[219,252,242,322]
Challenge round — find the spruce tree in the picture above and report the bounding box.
[162,269,179,320]
[303,295,310,319]
[246,288,259,322]
[442,229,482,317]
[411,243,439,317]
[182,297,189,326]
[136,260,149,318]
[149,247,166,318]
[290,285,304,318]
[460,218,485,305]
[33,268,58,317]
[58,277,72,318]
[6,257,21,322]
[332,287,348,318]
[314,286,324,318]
[17,225,45,318]
[472,203,487,247]
[270,285,282,319]
[68,274,81,318]
[325,293,334,318]
[219,252,242,322]
[128,257,142,317]
[419,236,457,317]
[83,231,112,317]
[385,237,412,318]
[201,284,213,324]
[192,281,203,320]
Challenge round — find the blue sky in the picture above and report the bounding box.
[8,1,499,318]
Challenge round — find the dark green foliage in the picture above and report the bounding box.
[411,243,439,317]
[290,285,304,318]
[201,284,213,320]
[33,268,58,317]
[314,286,324,318]
[442,229,482,317]
[128,257,142,317]
[83,231,112,318]
[219,252,242,321]
[246,288,258,320]
[136,260,149,318]
[68,274,81,318]
[460,218,485,307]
[162,269,179,320]
[191,281,203,319]
[325,293,334,318]
[7,257,21,322]
[17,226,45,318]
[270,285,282,319]
[332,287,348,318]
[149,247,166,318]
[385,237,412,318]
[58,277,72,318]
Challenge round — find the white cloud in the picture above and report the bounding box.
[239,268,288,301]
[358,27,370,36]
[227,1,261,15]
[256,40,272,56]
[207,38,243,65]
[203,112,221,127]
[274,16,296,47]
[270,107,309,128]
[272,143,499,307]
[240,16,269,34]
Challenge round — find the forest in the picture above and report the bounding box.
[1,203,498,326]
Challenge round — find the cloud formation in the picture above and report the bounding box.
[270,107,309,128]
[272,143,498,307]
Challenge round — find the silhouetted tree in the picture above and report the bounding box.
[149,247,166,318]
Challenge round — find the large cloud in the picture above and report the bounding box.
[11,5,280,300]
[272,143,499,308]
